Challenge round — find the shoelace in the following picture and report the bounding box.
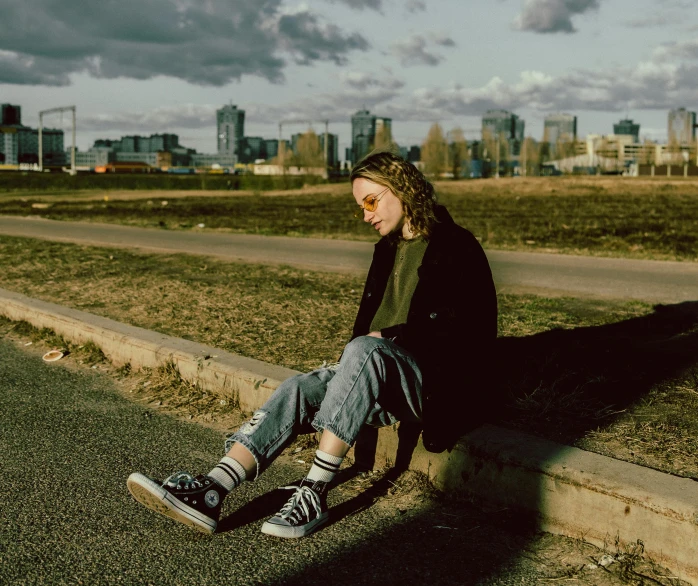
[276,485,322,524]
[163,471,204,490]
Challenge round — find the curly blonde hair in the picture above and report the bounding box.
[350,150,438,239]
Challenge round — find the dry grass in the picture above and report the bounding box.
[1,175,698,260]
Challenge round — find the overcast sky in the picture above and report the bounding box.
[1,0,697,155]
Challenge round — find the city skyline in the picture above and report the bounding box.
[1,0,697,155]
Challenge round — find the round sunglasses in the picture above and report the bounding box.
[353,186,390,219]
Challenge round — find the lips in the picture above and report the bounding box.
[373,221,381,230]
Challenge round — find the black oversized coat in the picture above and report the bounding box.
[350,205,497,452]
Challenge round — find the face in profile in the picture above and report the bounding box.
[352,177,410,238]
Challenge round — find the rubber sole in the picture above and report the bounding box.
[126,473,217,534]
[260,511,329,538]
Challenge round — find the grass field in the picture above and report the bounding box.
[1,176,697,261]
[1,234,697,480]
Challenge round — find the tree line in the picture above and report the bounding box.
[265,124,698,178]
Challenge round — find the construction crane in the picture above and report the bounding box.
[39,105,76,175]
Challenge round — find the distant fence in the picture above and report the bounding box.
[638,164,698,177]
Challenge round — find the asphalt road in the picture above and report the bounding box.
[1,215,696,303]
[1,338,655,586]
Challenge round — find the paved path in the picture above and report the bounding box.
[1,338,636,585]
[1,215,696,303]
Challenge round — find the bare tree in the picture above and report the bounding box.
[481,129,496,177]
[448,127,470,178]
[498,131,511,176]
[270,140,290,172]
[373,124,397,152]
[480,129,511,177]
[421,123,447,177]
[555,134,577,160]
[521,137,540,176]
[293,130,325,169]
[639,138,656,166]
[665,137,685,166]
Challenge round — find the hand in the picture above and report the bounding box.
[367,331,383,338]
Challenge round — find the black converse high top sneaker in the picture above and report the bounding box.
[261,479,329,538]
[127,471,224,534]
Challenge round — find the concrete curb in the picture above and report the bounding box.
[2,287,697,583]
[0,288,298,412]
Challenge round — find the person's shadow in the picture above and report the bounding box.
[318,300,698,525]
[218,300,698,583]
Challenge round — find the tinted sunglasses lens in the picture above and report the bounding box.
[364,196,378,211]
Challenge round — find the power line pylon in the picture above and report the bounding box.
[39,105,76,175]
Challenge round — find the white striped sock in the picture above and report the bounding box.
[207,456,247,493]
[306,449,344,484]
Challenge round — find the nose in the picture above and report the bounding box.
[363,208,373,222]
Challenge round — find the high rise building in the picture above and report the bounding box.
[264,139,279,160]
[238,136,266,163]
[16,127,64,164]
[668,108,697,144]
[0,128,18,164]
[351,109,374,163]
[1,104,23,165]
[544,113,577,144]
[482,110,524,141]
[613,119,640,142]
[1,103,21,126]
[217,104,245,158]
[350,109,392,163]
[482,109,524,156]
[319,133,339,167]
[120,136,142,153]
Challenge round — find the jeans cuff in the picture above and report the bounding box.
[311,418,355,448]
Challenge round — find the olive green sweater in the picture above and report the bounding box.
[369,236,428,334]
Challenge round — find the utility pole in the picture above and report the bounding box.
[324,119,329,179]
[39,105,76,175]
[521,138,527,177]
[495,134,500,179]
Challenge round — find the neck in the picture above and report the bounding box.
[401,220,415,240]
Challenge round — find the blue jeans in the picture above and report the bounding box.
[225,336,423,478]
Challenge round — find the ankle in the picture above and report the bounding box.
[306,449,343,485]
[207,456,247,493]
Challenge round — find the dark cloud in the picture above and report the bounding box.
[277,11,369,66]
[0,52,74,86]
[0,0,370,86]
[513,0,600,34]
